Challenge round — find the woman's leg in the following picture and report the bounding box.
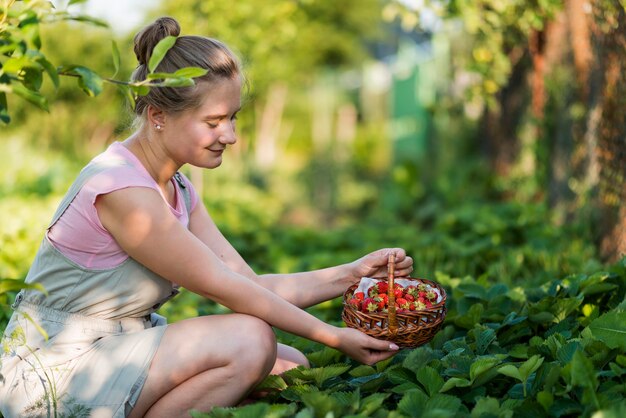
[272,343,310,375]
[128,313,277,418]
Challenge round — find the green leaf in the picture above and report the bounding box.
[555,341,581,365]
[471,397,500,418]
[306,347,342,367]
[284,364,351,386]
[118,84,135,111]
[570,349,597,390]
[475,327,497,354]
[415,366,444,396]
[469,357,502,381]
[359,392,389,415]
[332,389,360,409]
[149,36,177,73]
[300,391,344,417]
[254,374,287,392]
[403,346,437,373]
[279,384,318,402]
[58,65,103,97]
[397,389,428,418]
[174,66,209,78]
[111,40,121,78]
[349,365,376,377]
[498,364,522,381]
[73,66,103,97]
[0,92,10,124]
[69,0,89,5]
[440,377,471,392]
[424,394,462,416]
[130,84,150,97]
[10,83,48,111]
[586,310,626,350]
[0,280,46,294]
[161,77,195,87]
[519,355,544,379]
[35,55,59,89]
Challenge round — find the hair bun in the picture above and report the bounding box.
[133,17,181,66]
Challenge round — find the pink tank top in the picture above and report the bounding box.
[47,142,199,269]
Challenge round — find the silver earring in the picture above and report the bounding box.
[155,124,162,130]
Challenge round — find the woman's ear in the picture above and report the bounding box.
[146,105,166,130]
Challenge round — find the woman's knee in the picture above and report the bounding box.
[229,314,277,375]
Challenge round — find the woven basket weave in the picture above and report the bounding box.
[342,254,447,348]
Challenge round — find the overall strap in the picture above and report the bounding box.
[174,172,193,214]
[47,157,132,229]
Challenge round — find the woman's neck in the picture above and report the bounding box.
[123,132,178,189]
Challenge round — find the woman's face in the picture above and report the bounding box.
[162,76,242,169]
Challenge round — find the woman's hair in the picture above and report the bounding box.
[131,16,241,117]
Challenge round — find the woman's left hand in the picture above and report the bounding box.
[347,248,413,283]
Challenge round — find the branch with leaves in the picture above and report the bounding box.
[0,1,206,125]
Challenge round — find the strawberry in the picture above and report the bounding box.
[396,297,410,309]
[362,297,378,313]
[348,298,361,310]
[394,288,404,299]
[426,290,437,301]
[414,300,426,310]
[374,296,385,311]
[406,285,418,298]
[367,286,379,297]
[379,293,389,305]
[375,281,389,294]
[353,291,365,300]
[404,294,415,302]
[418,291,428,299]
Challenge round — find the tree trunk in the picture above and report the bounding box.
[594,3,626,262]
[479,49,530,177]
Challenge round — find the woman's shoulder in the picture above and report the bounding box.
[81,142,157,195]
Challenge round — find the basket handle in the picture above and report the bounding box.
[387,253,398,337]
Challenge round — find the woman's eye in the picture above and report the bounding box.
[207,121,219,128]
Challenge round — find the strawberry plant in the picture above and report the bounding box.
[193,257,626,418]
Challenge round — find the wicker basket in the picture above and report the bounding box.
[342,254,447,348]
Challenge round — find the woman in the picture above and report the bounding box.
[0,17,413,417]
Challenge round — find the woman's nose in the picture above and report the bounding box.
[219,122,237,145]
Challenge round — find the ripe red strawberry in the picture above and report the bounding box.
[404,294,415,302]
[374,296,385,311]
[394,288,404,299]
[396,297,410,309]
[374,281,388,294]
[367,286,379,297]
[362,297,378,313]
[418,291,428,299]
[353,291,365,300]
[379,293,389,305]
[406,285,418,297]
[348,298,361,310]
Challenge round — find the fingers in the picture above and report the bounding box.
[363,338,400,365]
[395,255,413,277]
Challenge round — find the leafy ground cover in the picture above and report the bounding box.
[191,258,626,418]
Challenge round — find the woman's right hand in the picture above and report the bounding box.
[333,327,400,365]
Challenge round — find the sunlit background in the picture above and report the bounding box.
[1,0,624,323]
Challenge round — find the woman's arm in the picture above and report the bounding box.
[96,187,399,364]
[189,200,413,308]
